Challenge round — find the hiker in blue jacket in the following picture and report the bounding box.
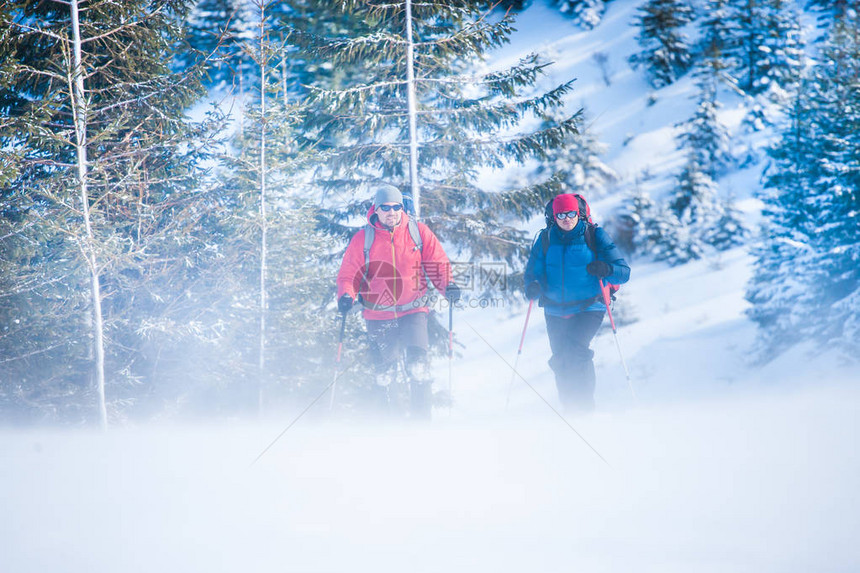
[524,193,630,413]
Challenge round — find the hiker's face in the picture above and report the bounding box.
[377,203,403,227]
[556,211,578,231]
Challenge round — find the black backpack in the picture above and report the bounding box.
[538,194,620,300]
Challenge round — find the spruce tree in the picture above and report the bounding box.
[555,0,609,29]
[749,10,860,358]
[677,71,733,175]
[629,0,694,88]
[199,0,337,414]
[802,11,860,354]
[0,0,218,423]
[727,0,804,98]
[761,1,804,101]
[626,190,697,265]
[806,0,853,21]
[179,0,331,96]
[538,110,617,199]
[628,190,659,256]
[747,75,817,352]
[640,199,702,266]
[703,193,747,250]
[178,0,255,91]
[668,154,718,253]
[494,0,531,9]
[746,220,816,354]
[697,0,740,91]
[296,0,580,274]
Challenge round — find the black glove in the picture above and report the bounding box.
[337,294,354,313]
[525,281,541,300]
[586,260,613,278]
[445,283,461,303]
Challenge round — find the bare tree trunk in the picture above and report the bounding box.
[404,0,421,219]
[69,0,108,430]
[282,57,289,106]
[257,1,269,416]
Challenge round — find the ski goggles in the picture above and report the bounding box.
[378,204,403,212]
[555,211,579,220]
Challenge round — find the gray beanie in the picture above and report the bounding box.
[373,184,403,206]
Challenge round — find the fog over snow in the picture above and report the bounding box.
[2,2,859,572]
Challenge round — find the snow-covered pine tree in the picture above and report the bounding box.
[727,0,769,96]
[178,0,256,91]
[806,0,854,21]
[624,189,695,265]
[749,9,860,358]
[295,0,579,272]
[554,0,609,29]
[629,0,694,88]
[640,198,702,266]
[626,189,658,256]
[697,0,740,91]
[667,133,745,255]
[0,0,218,424]
[727,0,804,99]
[670,156,718,225]
[675,72,733,178]
[495,0,531,10]
[746,73,818,353]
[667,154,718,255]
[759,0,804,103]
[703,192,747,250]
[192,0,338,415]
[536,109,617,200]
[800,10,860,355]
[745,220,817,355]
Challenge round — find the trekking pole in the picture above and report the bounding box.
[505,299,534,411]
[447,300,454,400]
[328,311,348,410]
[599,279,636,400]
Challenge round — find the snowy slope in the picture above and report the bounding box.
[490,0,766,216]
[1,2,859,572]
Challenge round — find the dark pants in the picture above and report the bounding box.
[544,311,604,412]
[365,312,431,418]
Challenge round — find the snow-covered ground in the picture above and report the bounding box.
[2,2,858,572]
[2,378,859,573]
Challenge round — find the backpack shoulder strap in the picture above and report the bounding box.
[585,223,620,297]
[364,220,423,269]
[363,224,375,278]
[540,227,550,257]
[583,222,597,255]
[407,218,422,252]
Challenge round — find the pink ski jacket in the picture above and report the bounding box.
[337,208,452,321]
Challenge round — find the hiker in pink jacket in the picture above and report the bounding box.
[336,184,459,418]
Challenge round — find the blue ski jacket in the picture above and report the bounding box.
[524,221,630,317]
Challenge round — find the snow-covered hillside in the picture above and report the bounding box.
[450,0,856,412]
[2,2,858,572]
